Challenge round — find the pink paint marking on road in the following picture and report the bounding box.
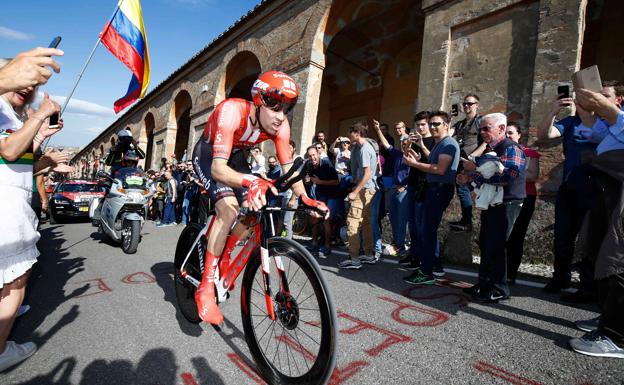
[474,361,543,385]
[121,272,157,284]
[180,372,199,385]
[379,296,449,326]
[74,278,113,298]
[338,311,412,357]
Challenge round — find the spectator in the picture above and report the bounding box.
[329,136,351,177]
[249,147,266,177]
[402,111,459,284]
[181,161,199,226]
[402,111,442,272]
[538,85,601,302]
[157,170,177,227]
[315,131,328,154]
[459,113,526,302]
[159,157,168,172]
[338,122,378,269]
[0,62,63,370]
[567,88,624,358]
[173,162,188,223]
[278,140,301,239]
[505,122,540,284]
[449,94,483,232]
[373,119,411,257]
[314,142,329,161]
[266,155,282,207]
[305,146,339,257]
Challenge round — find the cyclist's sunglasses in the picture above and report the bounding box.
[262,95,295,114]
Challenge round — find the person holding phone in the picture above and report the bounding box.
[537,83,603,299]
[0,58,63,371]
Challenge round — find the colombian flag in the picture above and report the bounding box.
[100,0,150,113]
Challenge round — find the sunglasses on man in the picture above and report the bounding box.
[429,121,443,128]
[462,102,478,107]
[262,95,295,114]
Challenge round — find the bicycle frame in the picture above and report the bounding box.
[179,208,292,322]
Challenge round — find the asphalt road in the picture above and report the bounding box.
[2,220,623,385]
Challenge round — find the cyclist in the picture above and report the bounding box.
[192,70,327,325]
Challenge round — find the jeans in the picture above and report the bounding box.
[181,196,191,225]
[506,195,536,281]
[389,187,409,250]
[456,183,473,225]
[408,194,440,262]
[420,184,454,275]
[162,197,176,224]
[370,188,383,254]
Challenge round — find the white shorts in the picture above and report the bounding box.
[0,185,39,288]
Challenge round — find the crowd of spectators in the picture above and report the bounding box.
[209,87,623,359]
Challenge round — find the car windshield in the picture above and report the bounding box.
[61,183,102,193]
[116,167,146,189]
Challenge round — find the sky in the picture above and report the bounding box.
[1,0,260,148]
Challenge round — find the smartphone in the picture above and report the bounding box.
[557,85,570,99]
[451,103,459,117]
[47,36,62,129]
[48,36,62,49]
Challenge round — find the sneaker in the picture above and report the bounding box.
[432,266,446,277]
[575,316,600,333]
[569,330,624,358]
[398,257,413,266]
[155,223,169,228]
[543,278,570,293]
[338,258,362,270]
[359,254,379,265]
[473,289,510,303]
[16,305,30,318]
[0,341,37,372]
[403,270,436,285]
[318,247,331,258]
[462,283,482,296]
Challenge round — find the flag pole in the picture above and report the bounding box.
[43,2,122,151]
[60,3,122,115]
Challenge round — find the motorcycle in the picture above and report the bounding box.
[89,168,152,254]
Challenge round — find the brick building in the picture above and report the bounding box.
[70,0,622,262]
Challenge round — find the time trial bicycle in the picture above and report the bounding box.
[174,158,337,385]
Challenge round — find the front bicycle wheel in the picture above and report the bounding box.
[241,238,337,385]
[174,222,204,323]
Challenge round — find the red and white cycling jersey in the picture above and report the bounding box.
[202,98,292,165]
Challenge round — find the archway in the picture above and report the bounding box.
[222,51,261,102]
[316,0,425,141]
[581,0,624,81]
[173,91,192,162]
[143,113,155,170]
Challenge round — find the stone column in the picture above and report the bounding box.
[290,61,324,156]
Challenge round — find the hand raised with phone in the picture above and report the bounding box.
[32,93,63,138]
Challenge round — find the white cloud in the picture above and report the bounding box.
[0,26,34,41]
[35,92,115,118]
